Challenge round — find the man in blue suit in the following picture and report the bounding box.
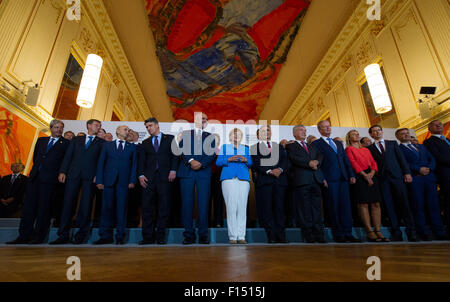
[50,119,104,244]
[368,125,417,241]
[312,120,359,243]
[177,113,215,244]
[7,119,69,244]
[423,120,450,232]
[94,125,137,245]
[396,128,447,240]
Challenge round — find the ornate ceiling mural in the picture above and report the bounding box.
[146,0,311,122]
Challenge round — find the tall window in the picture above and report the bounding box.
[360,66,399,128]
[52,54,83,119]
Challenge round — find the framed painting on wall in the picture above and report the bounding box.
[0,106,37,176]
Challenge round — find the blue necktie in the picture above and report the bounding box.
[408,144,419,156]
[154,136,159,169]
[118,140,124,152]
[327,137,337,153]
[46,138,55,153]
[85,136,93,150]
[441,135,450,146]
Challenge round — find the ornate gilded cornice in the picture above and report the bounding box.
[281,0,410,124]
[82,0,151,119]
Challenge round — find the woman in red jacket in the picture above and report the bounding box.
[345,130,389,242]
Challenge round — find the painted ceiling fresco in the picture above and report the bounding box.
[146,0,311,122]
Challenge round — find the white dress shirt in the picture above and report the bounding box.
[374,139,386,154]
[115,139,126,149]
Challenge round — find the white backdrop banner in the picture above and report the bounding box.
[62,120,414,148]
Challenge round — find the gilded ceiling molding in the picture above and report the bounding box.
[281,0,412,124]
[82,0,152,119]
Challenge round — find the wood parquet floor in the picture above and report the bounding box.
[0,243,449,282]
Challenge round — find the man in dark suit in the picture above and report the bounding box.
[286,125,327,243]
[177,113,215,244]
[94,125,137,245]
[368,124,417,241]
[49,119,104,244]
[423,120,450,231]
[396,128,447,240]
[7,119,69,244]
[312,120,359,243]
[250,125,288,243]
[138,117,178,244]
[0,163,27,218]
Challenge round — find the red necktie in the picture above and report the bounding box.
[267,141,271,153]
[301,141,309,154]
[378,142,385,155]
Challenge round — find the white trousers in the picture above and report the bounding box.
[221,178,250,240]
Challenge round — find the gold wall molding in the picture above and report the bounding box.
[82,0,151,119]
[281,0,416,125]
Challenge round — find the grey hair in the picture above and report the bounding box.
[292,124,306,135]
[49,119,64,129]
[317,120,329,129]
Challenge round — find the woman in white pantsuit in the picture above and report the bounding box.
[216,128,252,244]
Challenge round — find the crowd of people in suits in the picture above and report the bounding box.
[2,113,450,245]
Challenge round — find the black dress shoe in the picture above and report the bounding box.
[6,237,29,244]
[139,239,155,245]
[115,239,125,245]
[315,236,327,243]
[345,235,361,243]
[182,238,195,245]
[71,237,85,245]
[49,237,70,245]
[277,238,289,244]
[157,239,167,245]
[334,237,347,243]
[93,238,114,245]
[268,238,277,244]
[418,233,431,241]
[435,234,450,241]
[407,235,419,242]
[199,237,210,244]
[29,238,45,244]
[303,234,315,243]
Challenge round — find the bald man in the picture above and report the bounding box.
[94,125,137,245]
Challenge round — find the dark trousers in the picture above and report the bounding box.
[127,185,141,227]
[439,179,450,227]
[209,171,224,227]
[323,180,353,239]
[408,175,445,236]
[180,175,211,239]
[99,184,129,241]
[141,171,170,241]
[57,178,95,241]
[93,187,102,226]
[286,183,296,227]
[50,183,65,226]
[18,177,56,241]
[379,176,416,237]
[294,183,324,237]
[255,183,286,241]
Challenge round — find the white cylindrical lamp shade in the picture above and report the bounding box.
[364,63,392,114]
[76,54,103,109]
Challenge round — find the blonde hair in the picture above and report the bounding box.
[345,130,361,148]
[229,128,243,143]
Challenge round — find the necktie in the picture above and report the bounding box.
[301,141,309,154]
[46,138,55,153]
[441,135,450,146]
[11,174,17,184]
[327,138,337,153]
[154,136,159,169]
[408,144,419,155]
[85,136,93,150]
[378,142,385,155]
[153,136,159,151]
[118,140,124,152]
